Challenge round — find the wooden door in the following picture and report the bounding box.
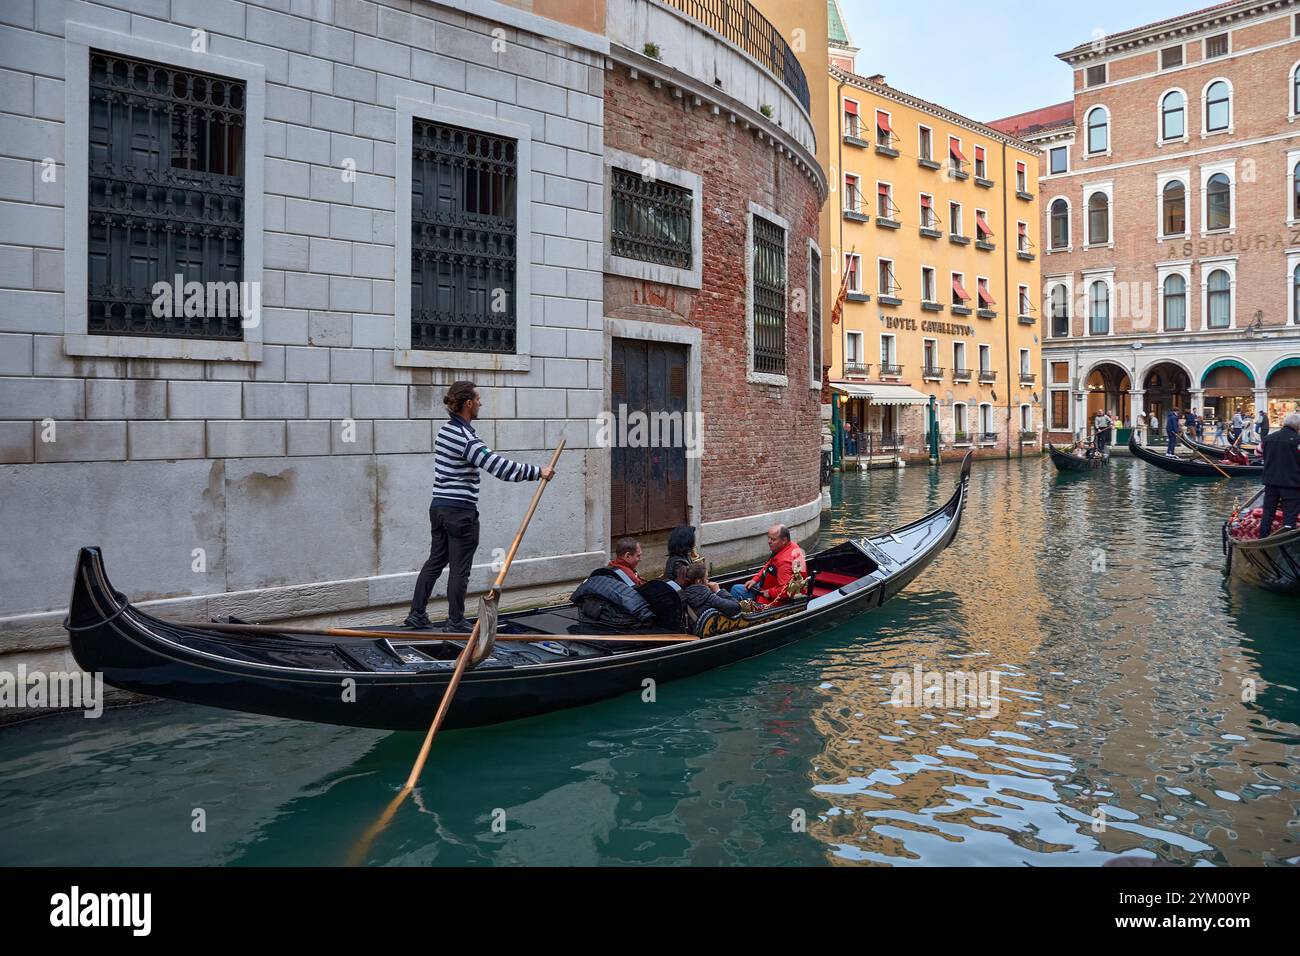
[611,338,688,537]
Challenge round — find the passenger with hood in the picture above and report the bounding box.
[663,524,700,582]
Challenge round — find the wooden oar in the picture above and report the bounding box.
[166,620,696,644]
[348,439,564,866]
[1180,433,1231,479]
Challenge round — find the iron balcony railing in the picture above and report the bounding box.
[880,363,903,376]
[952,367,972,381]
[660,0,810,112]
[978,369,997,383]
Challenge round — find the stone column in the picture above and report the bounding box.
[1253,387,1269,417]
[1190,387,1205,417]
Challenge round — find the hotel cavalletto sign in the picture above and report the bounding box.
[879,315,974,338]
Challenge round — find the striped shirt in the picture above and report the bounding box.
[431,414,540,511]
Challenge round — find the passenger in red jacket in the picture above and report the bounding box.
[729,525,808,607]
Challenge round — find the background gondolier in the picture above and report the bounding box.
[1258,412,1300,538]
[405,382,555,631]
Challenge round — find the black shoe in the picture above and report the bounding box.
[445,618,474,634]
[404,609,431,629]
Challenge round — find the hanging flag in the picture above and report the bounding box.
[831,247,855,326]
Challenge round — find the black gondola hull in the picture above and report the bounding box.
[67,456,972,731]
[1128,435,1263,478]
[1048,444,1104,472]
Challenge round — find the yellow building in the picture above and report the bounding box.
[824,4,1042,461]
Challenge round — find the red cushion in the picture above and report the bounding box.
[814,571,859,588]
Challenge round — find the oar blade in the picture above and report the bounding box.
[469,589,499,666]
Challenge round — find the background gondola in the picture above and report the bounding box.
[1128,434,1263,479]
[1048,443,1105,472]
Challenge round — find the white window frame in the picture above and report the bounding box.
[875,108,894,146]
[949,200,963,237]
[1018,348,1031,376]
[843,171,862,212]
[879,332,897,368]
[1085,105,1111,158]
[918,124,934,161]
[845,252,862,293]
[1018,284,1031,318]
[1015,160,1028,193]
[876,180,895,220]
[808,239,823,389]
[978,343,992,372]
[919,192,937,229]
[1083,269,1116,337]
[974,143,988,179]
[844,329,864,370]
[1047,195,1072,253]
[1156,260,1192,333]
[1045,276,1073,339]
[1016,220,1029,253]
[1201,77,1234,137]
[922,337,939,376]
[1160,43,1184,72]
[842,96,862,137]
[953,340,967,372]
[1199,159,1236,235]
[921,265,937,303]
[952,270,968,308]
[397,98,535,370]
[1200,256,1238,331]
[1289,60,1300,122]
[1083,181,1114,249]
[1085,62,1108,89]
[1047,142,1071,178]
[1020,403,1033,433]
[975,207,991,242]
[1156,169,1190,240]
[952,402,969,440]
[604,146,702,290]
[1202,32,1231,62]
[1156,87,1189,146]
[1286,148,1300,224]
[877,257,896,297]
[978,402,995,442]
[745,200,790,386]
[1287,248,1300,325]
[62,23,267,362]
[976,276,993,311]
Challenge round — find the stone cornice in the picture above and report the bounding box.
[1057,0,1294,65]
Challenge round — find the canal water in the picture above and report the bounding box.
[1,455,1296,866]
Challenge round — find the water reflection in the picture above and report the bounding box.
[0,457,1295,866]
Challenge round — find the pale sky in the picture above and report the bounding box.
[837,0,1201,122]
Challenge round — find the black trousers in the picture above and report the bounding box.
[410,505,480,620]
[1260,487,1300,537]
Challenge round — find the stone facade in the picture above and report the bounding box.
[1000,0,1300,441]
[0,0,610,648]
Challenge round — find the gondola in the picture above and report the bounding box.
[1223,487,1300,594]
[1183,435,1260,462]
[1128,434,1263,478]
[65,455,974,732]
[1048,443,1105,472]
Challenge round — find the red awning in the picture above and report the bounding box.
[950,138,967,163]
[876,110,892,133]
[920,194,932,208]
[843,100,858,115]
[1017,221,1027,236]
[974,145,985,161]
[976,214,992,237]
[877,182,890,195]
[952,276,971,301]
[978,284,995,306]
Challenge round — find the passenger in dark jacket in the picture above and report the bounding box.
[1259,412,1300,537]
[680,561,742,619]
[571,567,654,628]
[663,524,699,582]
[637,565,689,632]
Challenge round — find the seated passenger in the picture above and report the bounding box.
[636,563,690,632]
[729,524,809,608]
[607,537,645,586]
[663,525,700,582]
[571,565,653,628]
[681,561,742,619]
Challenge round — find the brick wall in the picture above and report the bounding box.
[603,67,824,526]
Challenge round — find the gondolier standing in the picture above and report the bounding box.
[405,381,555,631]
[1258,411,1300,538]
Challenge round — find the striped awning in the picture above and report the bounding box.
[832,382,932,405]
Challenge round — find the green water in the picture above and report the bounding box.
[2,456,1297,866]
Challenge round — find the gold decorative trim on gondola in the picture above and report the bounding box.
[697,599,807,638]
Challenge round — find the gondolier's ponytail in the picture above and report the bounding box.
[444,381,477,415]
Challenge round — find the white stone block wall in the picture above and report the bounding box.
[0,0,611,642]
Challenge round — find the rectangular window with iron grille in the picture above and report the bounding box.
[87,49,246,340]
[751,215,786,376]
[410,118,518,353]
[610,167,692,269]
